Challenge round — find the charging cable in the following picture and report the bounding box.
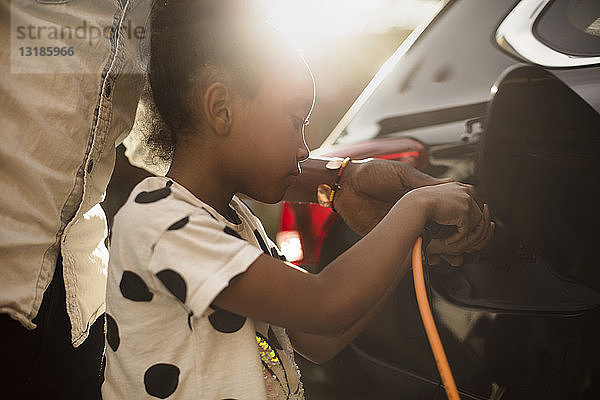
[412,236,461,400]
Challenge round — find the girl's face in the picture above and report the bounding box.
[229,54,315,204]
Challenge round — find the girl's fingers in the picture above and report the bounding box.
[446,196,482,246]
[429,203,493,256]
[464,204,492,251]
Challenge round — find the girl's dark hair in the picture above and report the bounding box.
[146,0,263,162]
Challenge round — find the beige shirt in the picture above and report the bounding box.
[0,0,148,346]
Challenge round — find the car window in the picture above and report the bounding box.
[325,0,518,147]
[534,0,600,57]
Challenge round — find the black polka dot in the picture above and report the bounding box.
[227,207,242,224]
[120,271,153,302]
[187,311,194,330]
[253,230,270,254]
[144,363,180,399]
[268,326,283,350]
[224,226,243,240]
[167,216,189,230]
[209,306,247,333]
[156,269,187,303]
[106,313,120,352]
[134,183,172,204]
[270,247,287,261]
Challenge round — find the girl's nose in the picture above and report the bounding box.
[297,134,310,163]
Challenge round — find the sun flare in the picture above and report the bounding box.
[263,0,441,52]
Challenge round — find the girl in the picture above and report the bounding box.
[102,1,493,399]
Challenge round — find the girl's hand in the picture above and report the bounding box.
[407,182,495,266]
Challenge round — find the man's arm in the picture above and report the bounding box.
[283,156,452,235]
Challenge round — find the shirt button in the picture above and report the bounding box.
[104,81,112,98]
[87,159,94,173]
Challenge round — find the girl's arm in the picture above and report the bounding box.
[213,182,492,340]
[289,198,492,363]
[287,251,411,364]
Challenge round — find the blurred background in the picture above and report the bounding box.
[103,0,442,239]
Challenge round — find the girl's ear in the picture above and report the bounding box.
[203,82,232,136]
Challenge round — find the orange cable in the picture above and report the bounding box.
[412,236,461,400]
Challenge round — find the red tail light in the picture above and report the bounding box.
[375,151,421,161]
[277,138,428,267]
[277,203,339,265]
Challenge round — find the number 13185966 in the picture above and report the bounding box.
[19,46,74,56]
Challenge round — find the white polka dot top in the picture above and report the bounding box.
[102,177,304,399]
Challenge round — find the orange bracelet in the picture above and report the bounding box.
[329,157,351,212]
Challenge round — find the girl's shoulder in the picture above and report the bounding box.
[116,177,186,218]
[112,177,216,245]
